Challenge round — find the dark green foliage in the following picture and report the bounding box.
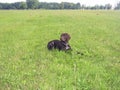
[0,2,27,9]
[20,2,27,9]
[83,4,112,10]
[12,2,27,9]
[38,2,61,9]
[26,0,39,9]
[0,1,114,10]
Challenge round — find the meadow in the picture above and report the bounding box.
[0,10,120,90]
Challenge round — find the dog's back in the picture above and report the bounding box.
[47,40,60,50]
[47,40,71,51]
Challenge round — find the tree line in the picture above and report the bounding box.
[0,0,120,10]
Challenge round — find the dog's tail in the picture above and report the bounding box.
[47,41,54,50]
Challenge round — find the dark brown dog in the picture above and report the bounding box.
[47,33,71,51]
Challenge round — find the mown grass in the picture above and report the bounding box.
[0,10,120,90]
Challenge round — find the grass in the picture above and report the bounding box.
[0,10,120,90]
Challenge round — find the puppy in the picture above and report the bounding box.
[47,33,71,51]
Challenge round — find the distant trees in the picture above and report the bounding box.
[59,2,80,9]
[37,2,80,9]
[81,4,112,10]
[0,1,116,10]
[20,2,27,9]
[105,4,112,10]
[0,2,27,9]
[26,0,39,9]
[12,2,27,9]
[38,2,61,9]
[115,1,120,10]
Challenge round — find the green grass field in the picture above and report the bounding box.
[0,10,120,90]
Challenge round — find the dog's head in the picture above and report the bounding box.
[60,33,71,43]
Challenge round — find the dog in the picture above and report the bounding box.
[47,33,71,51]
